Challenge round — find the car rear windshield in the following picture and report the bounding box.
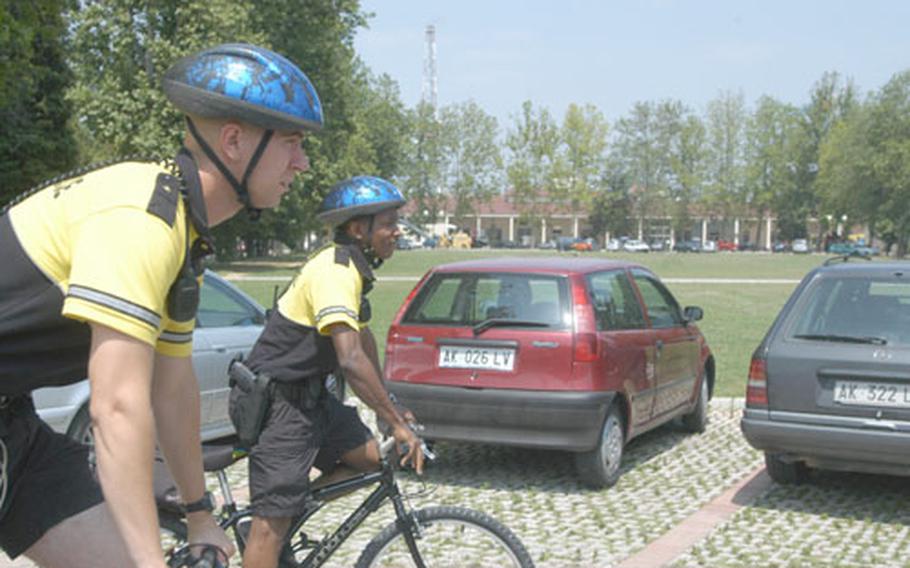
[788,275,910,347]
[402,272,570,327]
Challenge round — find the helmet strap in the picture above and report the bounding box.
[335,215,384,269]
[185,116,273,221]
[362,215,384,268]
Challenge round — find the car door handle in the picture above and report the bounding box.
[532,341,559,348]
[211,344,227,353]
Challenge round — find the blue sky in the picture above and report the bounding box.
[354,1,910,127]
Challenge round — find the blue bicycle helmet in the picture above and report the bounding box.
[163,43,323,132]
[318,176,406,227]
[162,44,323,218]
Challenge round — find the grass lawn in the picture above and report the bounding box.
[215,249,832,279]
[226,250,833,398]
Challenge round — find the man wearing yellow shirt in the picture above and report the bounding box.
[237,176,423,568]
[0,44,322,567]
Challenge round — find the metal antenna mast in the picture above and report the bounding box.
[422,24,438,117]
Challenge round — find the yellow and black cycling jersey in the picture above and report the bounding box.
[245,241,374,383]
[0,159,207,395]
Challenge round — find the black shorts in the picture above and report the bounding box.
[249,382,373,518]
[0,397,103,558]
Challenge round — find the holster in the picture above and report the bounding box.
[228,360,272,449]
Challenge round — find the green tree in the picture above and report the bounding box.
[553,103,609,218]
[505,101,560,243]
[792,71,857,246]
[820,71,910,256]
[610,100,683,236]
[588,164,634,239]
[398,102,448,228]
[744,96,802,243]
[667,110,706,238]
[66,0,264,161]
[704,90,747,217]
[439,100,502,222]
[65,0,381,257]
[1,0,78,204]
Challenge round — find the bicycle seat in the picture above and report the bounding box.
[202,443,242,472]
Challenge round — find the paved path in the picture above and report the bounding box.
[616,467,771,568]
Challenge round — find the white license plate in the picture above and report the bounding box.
[438,346,515,371]
[834,380,910,408]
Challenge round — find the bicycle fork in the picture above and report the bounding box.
[390,490,427,568]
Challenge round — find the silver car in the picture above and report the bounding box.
[34,270,266,444]
[741,259,910,483]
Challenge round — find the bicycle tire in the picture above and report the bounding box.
[355,505,535,568]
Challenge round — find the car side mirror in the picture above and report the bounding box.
[683,306,703,323]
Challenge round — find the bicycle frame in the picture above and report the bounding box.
[212,455,426,568]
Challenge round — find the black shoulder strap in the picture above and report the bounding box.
[147,172,181,226]
[334,246,351,266]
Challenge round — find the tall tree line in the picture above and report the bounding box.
[4,1,909,255]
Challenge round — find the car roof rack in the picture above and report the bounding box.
[823,253,873,266]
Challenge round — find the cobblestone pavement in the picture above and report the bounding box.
[5,400,910,567]
[200,399,764,567]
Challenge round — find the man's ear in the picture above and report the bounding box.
[219,122,245,164]
[346,218,368,241]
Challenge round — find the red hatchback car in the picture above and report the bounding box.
[384,257,715,488]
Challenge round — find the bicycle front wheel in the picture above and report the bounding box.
[355,506,535,568]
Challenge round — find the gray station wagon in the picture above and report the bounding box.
[34,270,266,444]
[741,259,910,483]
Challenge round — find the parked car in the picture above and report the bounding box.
[827,241,854,255]
[648,239,668,252]
[772,241,790,253]
[673,240,701,253]
[701,240,718,253]
[738,242,758,252]
[555,236,575,251]
[791,238,810,254]
[741,259,910,483]
[717,239,738,252]
[384,257,714,488]
[570,238,594,252]
[605,238,623,252]
[622,239,651,253]
[34,270,267,445]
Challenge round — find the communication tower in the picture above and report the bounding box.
[422,24,438,117]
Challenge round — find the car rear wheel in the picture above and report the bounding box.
[575,403,624,489]
[764,452,808,484]
[681,373,709,433]
[66,404,97,472]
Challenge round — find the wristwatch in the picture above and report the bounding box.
[180,491,215,514]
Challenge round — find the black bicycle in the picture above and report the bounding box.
[160,433,535,568]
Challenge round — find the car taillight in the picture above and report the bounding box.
[383,325,398,379]
[572,280,598,362]
[574,332,598,362]
[746,355,768,407]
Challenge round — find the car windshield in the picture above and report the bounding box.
[788,274,910,347]
[402,272,571,328]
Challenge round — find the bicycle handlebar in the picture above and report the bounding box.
[166,543,228,568]
[380,423,437,463]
